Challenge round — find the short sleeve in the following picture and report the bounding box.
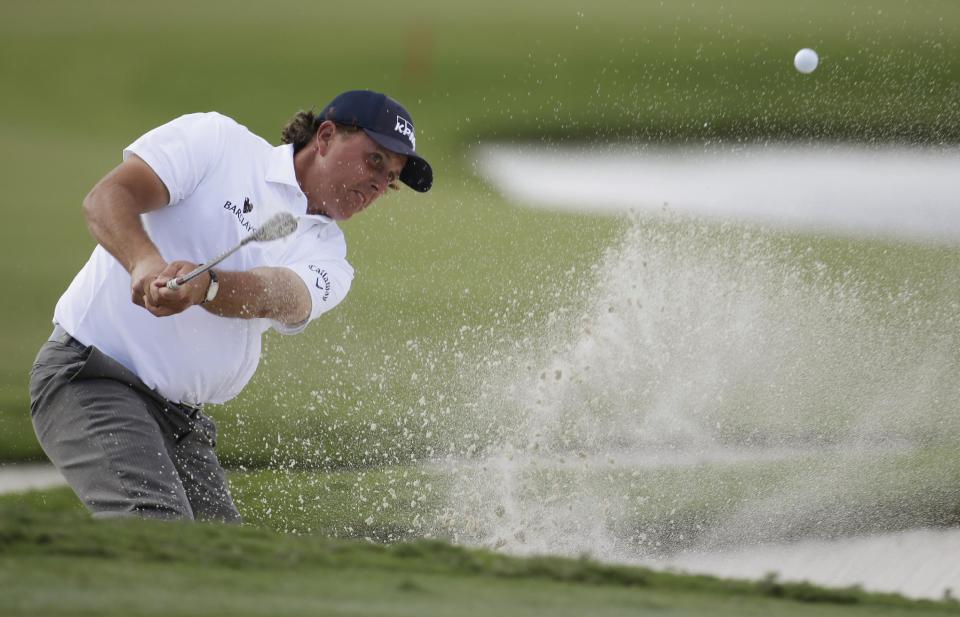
[122,113,227,206]
[270,224,355,336]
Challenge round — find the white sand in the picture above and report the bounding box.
[648,528,960,601]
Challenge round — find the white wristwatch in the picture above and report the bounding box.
[201,269,219,304]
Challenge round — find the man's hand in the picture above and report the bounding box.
[144,261,209,317]
[130,255,168,309]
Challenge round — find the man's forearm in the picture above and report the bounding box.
[83,156,170,274]
[199,267,311,325]
[83,157,174,310]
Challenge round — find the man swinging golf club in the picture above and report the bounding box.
[29,90,433,522]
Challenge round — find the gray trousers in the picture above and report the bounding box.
[29,329,241,523]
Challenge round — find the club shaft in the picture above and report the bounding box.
[163,212,296,291]
[166,240,248,290]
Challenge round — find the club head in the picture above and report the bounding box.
[252,213,298,242]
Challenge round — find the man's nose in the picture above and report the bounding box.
[370,169,390,193]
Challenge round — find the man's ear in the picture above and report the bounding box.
[315,120,337,155]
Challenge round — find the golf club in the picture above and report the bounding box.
[166,212,298,290]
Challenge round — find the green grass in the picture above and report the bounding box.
[2,501,958,617]
[4,444,958,614]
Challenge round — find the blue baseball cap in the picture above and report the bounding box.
[319,90,433,193]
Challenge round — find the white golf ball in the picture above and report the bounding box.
[794,48,819,74]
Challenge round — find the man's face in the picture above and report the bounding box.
[302,124,407,220]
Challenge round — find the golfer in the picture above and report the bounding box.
[29,90,432,522]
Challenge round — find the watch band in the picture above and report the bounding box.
[201,269,219,304]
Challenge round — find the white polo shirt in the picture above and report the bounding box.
[54,112,354,405]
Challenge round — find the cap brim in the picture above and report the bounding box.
[363,129,433,193]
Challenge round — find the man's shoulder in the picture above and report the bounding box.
[167,112,271,151]
[207,112,271,144]
[172,111,240,129]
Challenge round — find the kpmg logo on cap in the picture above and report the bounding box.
[394,116,416,149]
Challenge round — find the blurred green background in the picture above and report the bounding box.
[2,0,959,471]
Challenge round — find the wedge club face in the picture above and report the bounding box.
[166,213,299,290]
[252,212,298,242]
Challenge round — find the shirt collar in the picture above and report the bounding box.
[265,143,334,223]
[265,143,300,189]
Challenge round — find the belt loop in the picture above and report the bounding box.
[178,401,202,418]
[50,324,87,352]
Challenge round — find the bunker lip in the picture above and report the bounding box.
[476,143,960,245]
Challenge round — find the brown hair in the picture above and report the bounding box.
[280,110,360,153]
